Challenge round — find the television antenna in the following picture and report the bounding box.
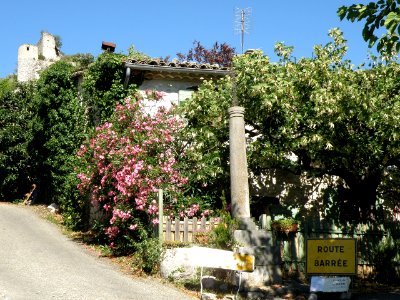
[234,8,251,54]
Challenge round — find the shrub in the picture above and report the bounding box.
[76,95,190,253]
[0,79,37,200]
[31,61,86,210]
[208,211,238,250]
[134,238,162,274]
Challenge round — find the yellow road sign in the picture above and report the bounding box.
[306,238,357,275]
[233,253,255,272]
[190,246,255,272]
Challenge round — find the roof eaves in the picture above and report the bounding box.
[123,59,231,88]
[124,62,231,76]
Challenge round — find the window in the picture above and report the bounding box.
[178,86,198,104]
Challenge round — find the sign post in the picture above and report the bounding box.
[306,238,356,297]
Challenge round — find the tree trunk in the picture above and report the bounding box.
[338,175,381,223]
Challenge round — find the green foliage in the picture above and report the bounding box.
[377,165,400,218]
[0,48,140,229]
[372,235,400,283]
[58,161,88,229]
[31,61,87,218]
[127,45,151,61]
[64,53,95,70]
[0,78,37,200]
[208,211,238,250]
[338,0,400,57]
[133,238,162,274]
[177,79,232,208]
[237,29,400,221]
[271,218,299,232]
[54,34,62,50]
[82,52,135,125]
[102,237,162,275]
[187,29,400,222]
[192,210,239,250]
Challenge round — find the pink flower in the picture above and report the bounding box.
[105,226,120,239]
[76,96,191,248]
[147,204,158,214]
[77,145,87,157]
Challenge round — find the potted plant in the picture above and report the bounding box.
[271,218,299,233]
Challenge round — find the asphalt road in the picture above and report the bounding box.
[0,203,195,300]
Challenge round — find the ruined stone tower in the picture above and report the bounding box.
[17,32,61,82]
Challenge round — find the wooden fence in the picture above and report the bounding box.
[270,218,400,278]
[160,217,219,243]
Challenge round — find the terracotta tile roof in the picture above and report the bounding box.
[124,58,231,81]
[125,58,230,70]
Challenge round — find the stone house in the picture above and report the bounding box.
[123,59,347,223]
[123,59,230,111]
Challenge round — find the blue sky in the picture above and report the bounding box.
[1,0,375,78]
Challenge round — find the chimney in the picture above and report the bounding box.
[101,41,116,53]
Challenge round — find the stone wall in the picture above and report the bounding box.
[38,32,59,61]
[17,32,60,82]
[250,169,341,220]
[17,44,38,82]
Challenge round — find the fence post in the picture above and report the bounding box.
[201,217,206,230]
[166,218,171,241]
[158,189,163,241]
[184,217,189,242]
[175,218,180,241]
[193,217,198,242]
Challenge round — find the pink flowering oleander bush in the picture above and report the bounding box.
[76,95,194,254]
[163,200,213,221]
[144,89,166,100]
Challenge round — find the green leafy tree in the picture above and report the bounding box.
[177,78,233,209]
[0,47,138,227]
[31,61,86,211]
[338,0,400,56]
[0,78,37,200]
[184,29,400,222]
[239,29,400,222]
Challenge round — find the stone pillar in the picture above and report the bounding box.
[228,108,282,287]
[229,106,250,220]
